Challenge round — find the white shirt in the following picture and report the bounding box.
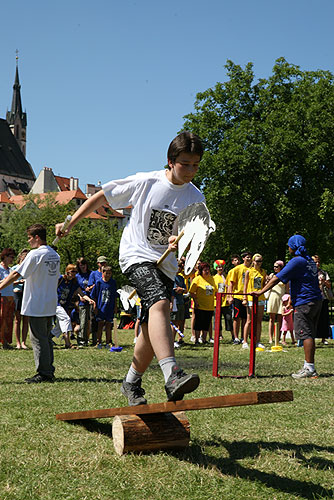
[16,245,60,317]
[103,170,205,280]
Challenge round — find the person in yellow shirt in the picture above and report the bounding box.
[213,260,233,340]
[243,254,267,349]
[189,262,217,344]
[227,252,252,344]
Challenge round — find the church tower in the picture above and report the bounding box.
[6,52,27,157]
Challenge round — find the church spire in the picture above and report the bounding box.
[6,51,27,156]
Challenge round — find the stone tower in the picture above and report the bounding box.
[6,52,27,157]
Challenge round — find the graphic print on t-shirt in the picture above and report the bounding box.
[147,209,177,246]
[101,288,111,304]
[254,276,262,289]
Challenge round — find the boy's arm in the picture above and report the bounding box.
[242,271,250,305]
[55,190,107,238]
[0,271,21,292]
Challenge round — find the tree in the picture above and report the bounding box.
[0,194,124,284]
[183,58,334,267]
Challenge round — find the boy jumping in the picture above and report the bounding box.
[55,131,205,405]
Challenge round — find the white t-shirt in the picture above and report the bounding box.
[103,170,205,280]
[16,245,60,317]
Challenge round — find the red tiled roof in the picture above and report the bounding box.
[54,176,71,191]
[0,192,14,203]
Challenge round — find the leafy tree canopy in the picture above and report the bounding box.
[0,194,124,284]
[183,58,334,269]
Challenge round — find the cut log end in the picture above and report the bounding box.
[112,411,190,456]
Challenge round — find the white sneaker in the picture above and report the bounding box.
[198,337,203,344]
[209,338,215,344]
[174,341,180,348]
[256,342,265,349]
[190,335,195,343]
[242,342,249,349]
[133,337,137,344]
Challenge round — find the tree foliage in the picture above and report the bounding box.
[0,194,124,284]
[183,58,334,267]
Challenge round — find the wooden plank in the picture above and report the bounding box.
[56,390,293,421]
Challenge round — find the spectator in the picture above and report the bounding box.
[213,259,233,340]
[281,294,295,345]
[266,260,287,343]
[0,248,16,349]
[76,257,92,346]
[90,265,118,347]
[0,224,60,382]
[243,253,267,349]
[189,262,217,344]
[12,249,30,349]
[88,255,108,345]
[171,261,187,348]
[227,251,252,344]
[312,255,332,345]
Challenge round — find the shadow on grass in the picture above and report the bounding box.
[180,438,334,499]
[67,418,114,437]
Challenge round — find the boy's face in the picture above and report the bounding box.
[102,270,112,282]
[167,152,201,185]
[243,254,252,266]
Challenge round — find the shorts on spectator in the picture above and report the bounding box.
[51,305,72,337]
[124,262,173,324]
[294,300,322,340]
[194,309,213,331]
[233,298,247,320]
[247,300,265,307]
[171,304,185,322]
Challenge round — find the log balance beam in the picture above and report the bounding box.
[56,390,293,455]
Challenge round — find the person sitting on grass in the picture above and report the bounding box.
[55,131,204,406]
[90,266,118,348]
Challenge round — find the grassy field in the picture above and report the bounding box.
[1,324,333,500]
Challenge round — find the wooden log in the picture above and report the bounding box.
[112,411,190,456]
[56,390,293,421]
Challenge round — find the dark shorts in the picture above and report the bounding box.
[171,304,185,322]
[233,298,247,320]
[14,290,23,312]
[124,262,173,324]
[194,309,213,331]
[294,300,322,340]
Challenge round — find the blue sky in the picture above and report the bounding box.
[1,0,333,191]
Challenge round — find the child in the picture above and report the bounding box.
[52,264,92,348]
[281,294,295,345]
[90,266,117,347]
[55,131,204,405]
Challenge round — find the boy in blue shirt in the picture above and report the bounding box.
[90,266,117,347]
[254,235,322,379]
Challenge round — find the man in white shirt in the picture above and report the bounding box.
[0,224,60,383]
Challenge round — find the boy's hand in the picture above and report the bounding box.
[168,235,178,252]
[55,222,70,239]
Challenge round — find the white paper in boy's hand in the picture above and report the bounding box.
[117,285,138,311]
[177,202,216,276]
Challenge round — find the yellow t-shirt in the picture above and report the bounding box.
[229,264,250,299]
[189,275,218,311]
[213,273,227,307]
[246,267,267,302]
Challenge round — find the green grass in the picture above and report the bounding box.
[1,325,334,500]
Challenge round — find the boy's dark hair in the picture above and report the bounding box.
[102,265,112,273]
[197,262,210,276]
[241,250,252,259]
[231,254,241,261]
[167,131,204,166]
[27,224,47,242]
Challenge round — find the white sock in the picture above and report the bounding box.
[125,365,143,384]
[158,357,177,382]
[304,361,315,372]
